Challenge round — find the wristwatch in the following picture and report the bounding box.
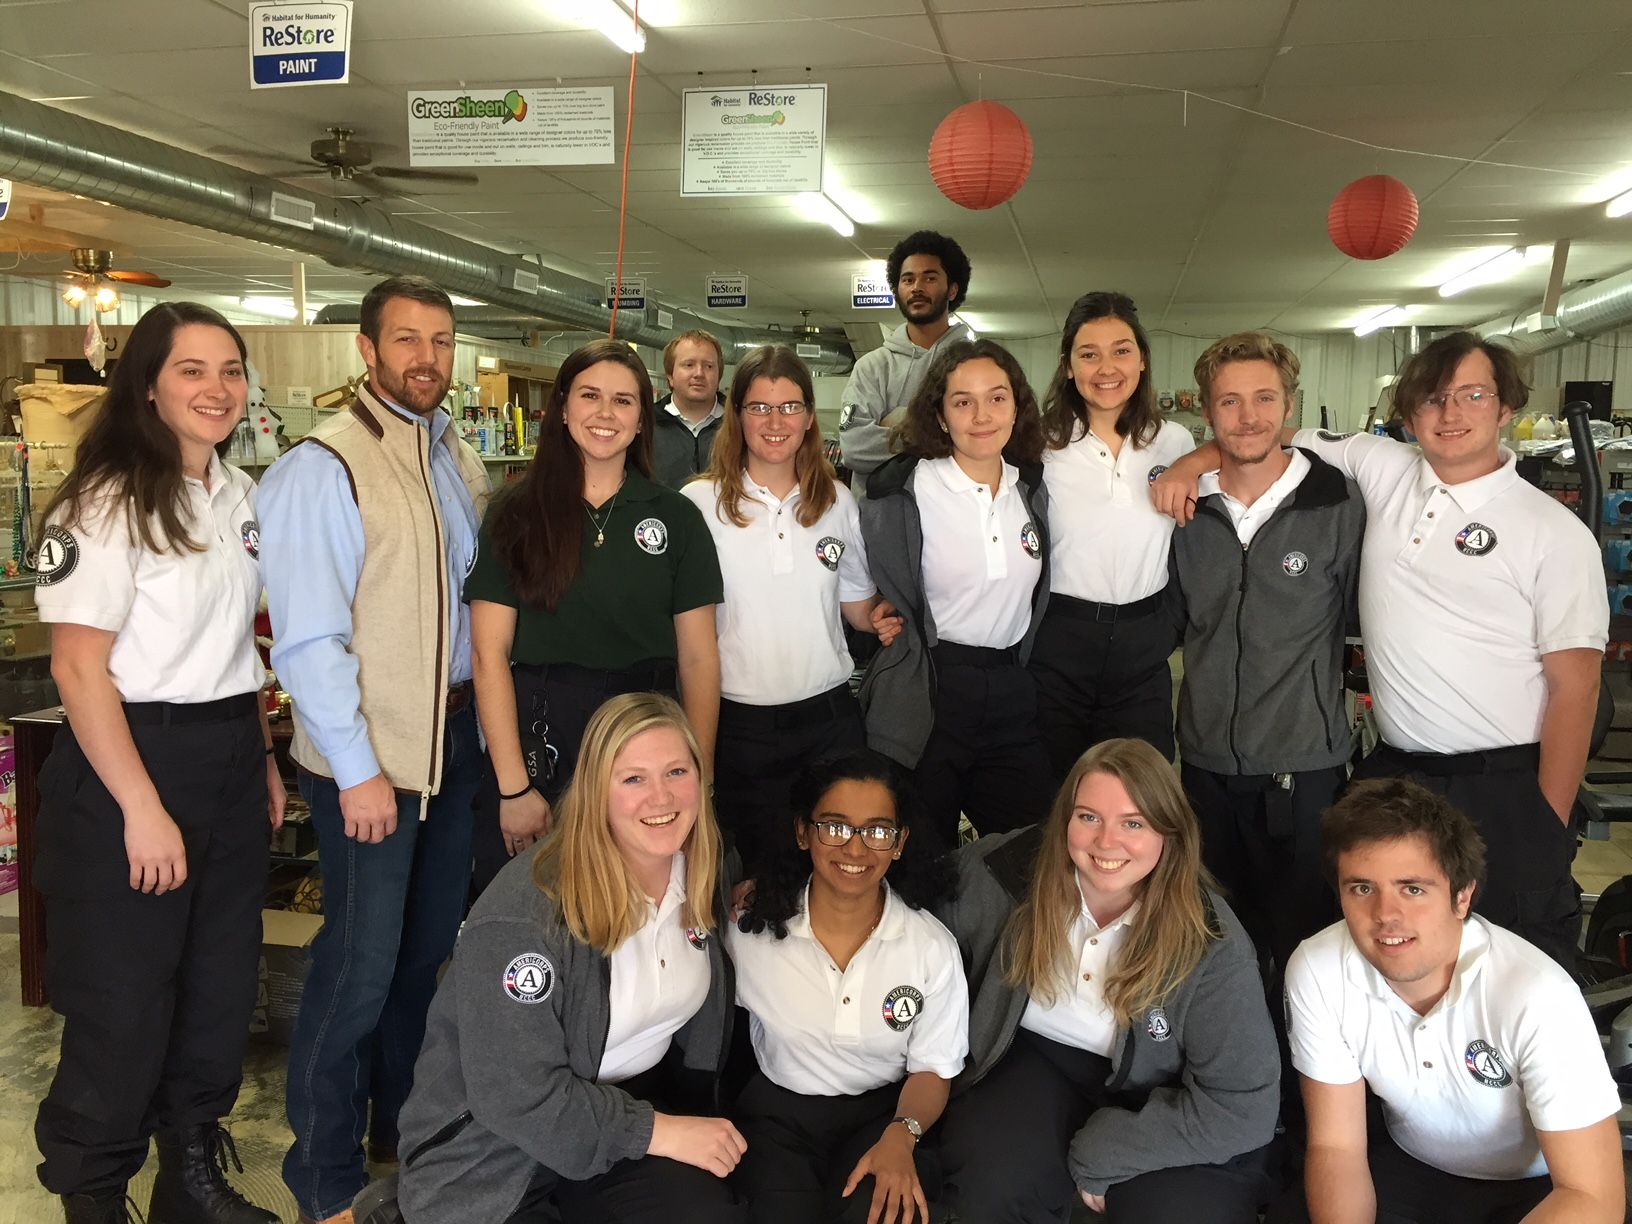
[890,1116,923,1145]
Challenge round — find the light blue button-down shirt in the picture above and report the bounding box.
[259,396,482,790]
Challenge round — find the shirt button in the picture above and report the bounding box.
[842,996,851,1004]
[1412,537,1421,544]
[991,536,998,543]
[1082,972,1092,982]
[660,959,666,969]
[1426,512,1434,519]
[1423,1060,1433,1069]
[778,532,785,539]
[1090,938,1099,946]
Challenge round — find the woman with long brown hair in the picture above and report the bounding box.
[465,339,722,894]
[937,738,1279,1222]
[380,692,745,1223]
[857,337,1054,850]
[679,345,900,872]
[1030,292,1195,774]
[31,302,283,1223]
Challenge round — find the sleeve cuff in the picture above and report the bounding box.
[326,742,384,791]
[35,604,128,632]
[1538,635,1609,654]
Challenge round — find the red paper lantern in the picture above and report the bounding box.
[928,100,1034,211]
[1327,175,1419,260]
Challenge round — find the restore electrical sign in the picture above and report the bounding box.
[249,2,352,88]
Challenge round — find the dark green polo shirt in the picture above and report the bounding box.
[464,470,723,668]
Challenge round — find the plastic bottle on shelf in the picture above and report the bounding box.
[1531,415,1559,441]
[1514,413,1535,442]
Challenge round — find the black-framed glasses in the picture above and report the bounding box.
[742,401,809,416]
[1420,385,1497,411]
[807,818,903,851]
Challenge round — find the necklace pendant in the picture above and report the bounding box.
[594,531,604,548]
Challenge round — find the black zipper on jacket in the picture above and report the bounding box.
[401,1109,473,1167]
[1312,658,1333,753]
[1196,502,1249,775]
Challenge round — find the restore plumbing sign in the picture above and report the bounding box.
[681,85,826,196]
[408,87,615,167]
[249,3,351,88]
[605,278,646,310]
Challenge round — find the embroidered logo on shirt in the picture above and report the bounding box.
[1282,551,1308,577]
[1464,1039,1513,1088]
[882,985,924,1031]
[1147,464,1169,485]
[1315,430,1352,442]
[839,404,858,430]
[1454,522,1497,557]
[685,926,709,950]
[815,536,845,571]
[1019,521,1042,559]
[633,517,669,555]
[32,525,80,586]
[240,519,260,559]
[1146,1007,1171,1041]
[502,952,555,1004]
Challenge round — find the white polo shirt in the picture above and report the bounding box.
[34,456,265,704]
[598,853,712,1084]
[1044,418,1195,604]
[681,475,874,706]
[1018,894,1140,1057]
[727,883,970,1096]
[914,456,1041,650]
[1196,449,1311,548]
[1286,915,1619,1180]
[1291,430,1606,754]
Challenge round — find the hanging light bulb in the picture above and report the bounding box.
[92,284,121,312]
[61,283,88,309]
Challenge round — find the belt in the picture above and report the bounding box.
[719,683,856,731]
[932,640,1020,668]
[124,692,260,726]
[514,658,678,694]
[1371,741,1541,777]
[1050,589,1165,625]
[445,681,473,714]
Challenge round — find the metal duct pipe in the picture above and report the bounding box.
[0,89,853,373]
[1476,264,1632,357]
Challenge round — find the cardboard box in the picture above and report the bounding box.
[253,909,323,1044]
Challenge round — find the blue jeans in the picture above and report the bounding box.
[282,706,484,1219]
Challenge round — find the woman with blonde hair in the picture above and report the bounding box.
[375,692,746,1224]
[937,738,1279,1222]
[680,345,900,872]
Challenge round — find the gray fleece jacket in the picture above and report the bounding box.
[1171,449,1365,775]
[395,850,734,1224]
[938,826,1281,1198]
[652,392,725,490]
[838,321,972,490]
[856,454,1051,768]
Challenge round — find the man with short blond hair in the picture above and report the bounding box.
[653,329,725,488]
[1172,331,1364,974]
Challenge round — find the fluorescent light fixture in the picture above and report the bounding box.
[241,296,318,321]
[1608,189,1632,218]
[449,295,484,307]
[1437,247,1525,298]
[1352,306,1408,337]
[955,312,984,338]
[797,192,855,237]
[1522,244,1554,264]
[585,0,645,53]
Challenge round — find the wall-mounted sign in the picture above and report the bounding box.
[852,274,894,309]
[606,277,646,310]
[707,274,748,309]
[408,86,614,167]
[0,180,11,223]
[680,85,826,196]
[249,2,352,89]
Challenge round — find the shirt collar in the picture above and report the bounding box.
[664,398,723,425]
[788,881,905,943]
[745,469,802,510]
[184,452,230,500]
[926,454,1018,501]
[1074,879,1140,936]
[1414,446,1519,513]
[373,388,451,444]
[1197,448,1310,508]
[651,852,689,923]
[619,468,663,504]
[1346,914,1488,1016]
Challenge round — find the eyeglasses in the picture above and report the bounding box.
[807,818,903,851]
[742,401,809,416]
[1420,385,1498,412]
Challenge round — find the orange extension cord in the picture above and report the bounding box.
[607,0,640,338]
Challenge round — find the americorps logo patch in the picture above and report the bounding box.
[881,985,924,1031]
[1464,1039,1513,1088]
[1019,521,1041,559]
[502,952,555,1004]
[241,519,261,559]
[815,536,844,571]
[1282,550,1308,576]
[1147,464,1168,484]
[634,517,669,555]
[1146,1006,1171,1041]
[33,525,80,586]
[1455,522,1496,557]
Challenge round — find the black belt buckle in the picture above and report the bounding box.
[1094,602,1118,624]
[445,682,473,714]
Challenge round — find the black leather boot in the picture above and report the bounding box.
[60,1193,137,1224]
[147,1124,277,1224]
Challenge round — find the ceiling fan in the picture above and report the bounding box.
[213,126,479,196]
[20,248,172,312]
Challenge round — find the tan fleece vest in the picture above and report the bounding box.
[288,383,490,796]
